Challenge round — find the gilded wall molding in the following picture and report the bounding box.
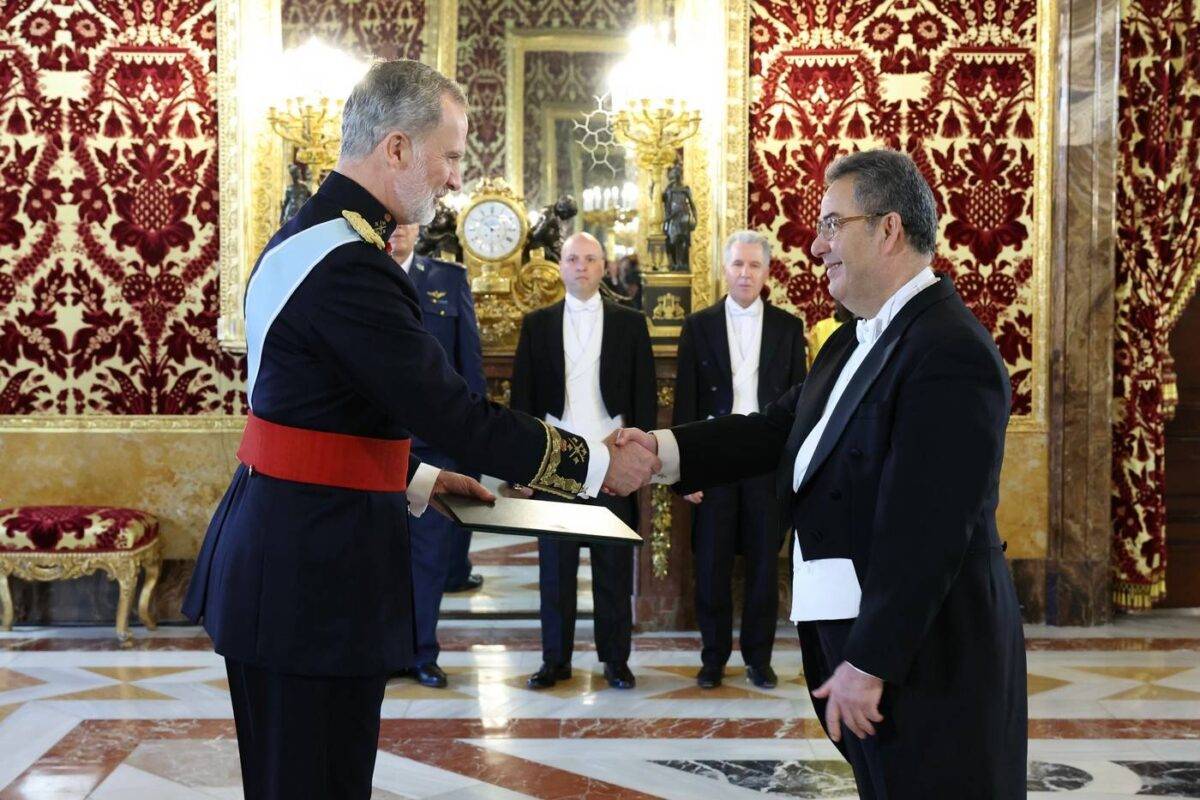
[423,0,460,77]
[0,416,245,433]
[1008,0,1055,434]
[216,0,283,354]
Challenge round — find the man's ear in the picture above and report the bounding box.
[380,130,414,169]
[880,211,905,254]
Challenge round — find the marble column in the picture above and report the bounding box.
[1045,0,1121,624]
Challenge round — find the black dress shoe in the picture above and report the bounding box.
[696,664,724,689]
[603,662,636,689]
[746,664,777,689]
[526,662,571,689]
[445,573,484,593]
[415,662,448,688]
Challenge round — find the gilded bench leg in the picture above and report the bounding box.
[137,549,161,631]
[113,559,136,642]
[0,572,12,631]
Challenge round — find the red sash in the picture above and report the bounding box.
[237,413,410,492]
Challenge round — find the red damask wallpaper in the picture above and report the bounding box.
[0,0,241,415]
[1112,0,1200,607]
[281,0,425,61]
[454,0,635,183]
[749,0,1038,416]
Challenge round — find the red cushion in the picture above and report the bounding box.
[0,506,159,552]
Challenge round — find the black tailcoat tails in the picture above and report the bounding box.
[669,276,1027,799]
[182,172,594,800]
[510,298,657,666]
[672,299,806,670]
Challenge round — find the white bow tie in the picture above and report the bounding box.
[856,317,884,346]
[568,299,601,314]
[728,303,760,318]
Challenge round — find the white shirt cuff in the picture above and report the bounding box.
[407,462,441,517]
[580,437,610,498]
[650,429,681,484]
[847,661,880,681]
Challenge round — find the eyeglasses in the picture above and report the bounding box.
[814,214,883,240]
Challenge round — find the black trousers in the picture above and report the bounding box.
[692,475,779,669]
[797,621,888,800]
[225,658,388,800]
[537,492,636,666]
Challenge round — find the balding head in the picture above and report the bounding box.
[559,232,605,301]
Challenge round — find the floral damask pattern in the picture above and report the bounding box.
[455,0,635,183]
[281,0,425,61]
[0,0,242,415]
[0,505,158,552]
[1111,0,1200,608]
[749,0,1038,414]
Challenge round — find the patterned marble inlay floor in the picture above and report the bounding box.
[0,613,1196,798]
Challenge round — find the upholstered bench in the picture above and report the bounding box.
[0,506,163,640]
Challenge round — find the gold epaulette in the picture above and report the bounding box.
[342,210,387,250]
[528,421,587,498]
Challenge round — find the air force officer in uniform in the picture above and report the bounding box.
[388,222,486,689]
[183,60,659,800]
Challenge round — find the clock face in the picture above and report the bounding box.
[463,200,523,260]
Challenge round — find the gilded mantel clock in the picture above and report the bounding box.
[456,178,563,354]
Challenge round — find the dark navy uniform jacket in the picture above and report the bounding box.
[183,172,591,677]
[405,253,485,474]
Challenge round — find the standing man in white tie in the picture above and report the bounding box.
[615,150,1026,799]
[672,230,807,690]
[509,232,657,691]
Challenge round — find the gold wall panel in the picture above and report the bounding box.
[997,430,1049,559]
[0,429,241,560]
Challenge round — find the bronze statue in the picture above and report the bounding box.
[280,163,312,224]
[524,195,578,263]
[415,201,463,262]
[662,161,697,271]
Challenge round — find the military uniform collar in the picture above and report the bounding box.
[320,171,397,248]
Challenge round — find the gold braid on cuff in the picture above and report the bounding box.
[528,421,586,498]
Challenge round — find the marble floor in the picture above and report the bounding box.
[0,611,1197,799]
[439,531,592,617]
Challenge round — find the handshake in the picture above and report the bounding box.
[501,428,663,501]
[600,428,661,496]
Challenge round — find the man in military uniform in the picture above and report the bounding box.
[183,60,659,800]
[388,223,485,689]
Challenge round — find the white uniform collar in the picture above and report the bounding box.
[398,252,415,274]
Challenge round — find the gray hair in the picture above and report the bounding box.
[723,229,771,265]
[825,150,938,255]
[340,59,468,160]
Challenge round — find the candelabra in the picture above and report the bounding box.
[266,96,344,181]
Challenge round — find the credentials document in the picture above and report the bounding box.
[442,496,642,546]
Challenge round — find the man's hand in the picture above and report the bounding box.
[811,662,884,742]
[682,491,703,504]
[600,428,661,495]
[430,471,496,518]
[613,427,658,455]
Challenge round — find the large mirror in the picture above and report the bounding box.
[216,0,745,352]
